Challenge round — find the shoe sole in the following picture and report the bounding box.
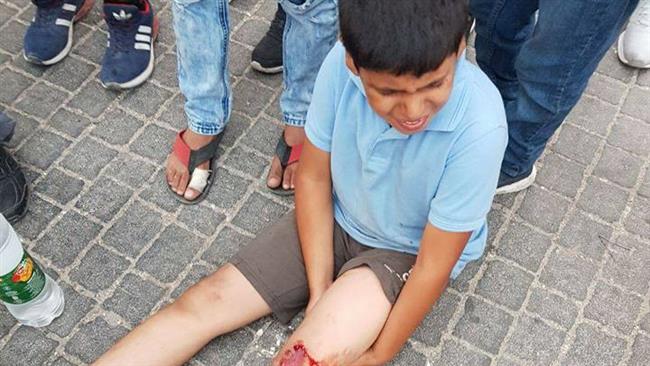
[101,15,160,90]
[23,0,95,66]
[617,32,650,69]
[495,166,537,195]
[251,61,283,74]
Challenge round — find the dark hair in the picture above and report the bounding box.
[339,0,469,77]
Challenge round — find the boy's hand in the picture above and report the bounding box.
[305,284,330,315]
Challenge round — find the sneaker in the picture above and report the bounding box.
[618,0,650,68]
[495,166,537,195]
[100,1,158,89]
[23,0,94,65]
[251,5,284,74]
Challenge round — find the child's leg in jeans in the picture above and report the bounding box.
[93,264,271,366]
[273,267,391,366]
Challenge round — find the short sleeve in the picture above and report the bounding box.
[304,43,346,153]
[428,126,508,232]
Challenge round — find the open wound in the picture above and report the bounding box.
[279,343,320,366]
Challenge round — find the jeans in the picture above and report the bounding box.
[470,0,639,177]
[172,0,338,135]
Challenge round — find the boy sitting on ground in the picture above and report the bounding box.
[94,0,507,364]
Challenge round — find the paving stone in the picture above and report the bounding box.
[59,137,118,179]
[561,323,625,366]
[0,308,16,338]
[103,153,157,188]
[72,30,107,64]
[0,21,26,54]
[75,177,133,221]
[104,273,165,325]
[233,79,275,118]
[476,260,534,310]
[195,328,254,365]
[43,56,95,91]
[70,245,130,291]
[47,357,74,366]
[129,124,175,163]
[412,291,460,347]
[517,186,570,233]
[539,247,598,301]
[264,92,283,121]
[486,208,506,245]
[629,334,650,366]
[120,82,174,117]
[577,177,629,223]
[558,210,612,260]
[16,83,69,119]
[622,87,650,123]
[526,286,578,329]
[32,211,101,267]
[0,3,17,26]
[608,115,650,156]
[601,234,650,295]
[640,170,650,199]
[102,200,164,258]
[221,112,253,149]
[229,40,251,77]
[49,283,96,337]
[233,18,269,47]
[67,81,119,118]
[504,315,565,366]
[242,116,283,156]
[205,168,252,210]
[155,8,175,46]
[157,93,186,130]
[151,52,178,88]
[450,257,482,292]
[49,108,92,138]
[638,69,650,87]
[232,192,289,234]
[177,204,226,237]
[497,221,552,272]
[13,195,61,240]
[16,130,70,170]
[225,146,268,178]
[552,124,601,165]
[387,342,429,366]
[625,194,650,238]
[65,317,129,364]
[585,73,627,105]
[494,357,523,366]
[0,68,31,104]
[594,146,643,188]
[453,296,513,354]
[566,95,617,136]
[136,224,203,283]
[139,170,182,212]
[170,263,213,299]
[238,351,274,366]
[91,107,144,145]
[536,152,586,197]
[584,281,642,335]
[431,339,492,366]
[245,67,283,90]
[2,110,39,148]
[35,168,85,205]
[0,326,57,365]
[596,48,636,83]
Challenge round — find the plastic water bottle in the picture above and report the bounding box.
[1,214,64,327]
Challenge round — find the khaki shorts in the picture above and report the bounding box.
[230,212,416,324]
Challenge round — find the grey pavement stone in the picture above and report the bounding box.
[622,87,650,123]
[35,168,85,205]
[638,69,650,86]
[0,3,18,26]
[641,169,650,198]
[103,153,157,187]
[49,283,96,338]
[221,112,253,149]
[245,67,283,90]
[450,257,482,293]
[75,177,133,221]
[536,152,586,198]
[72,30,107,64]
[32,211,102,268]
[49,108,92,138]
[578,177,629,223]
[59,137,118,179]
[70,244,130,291]
[431,339,492,366]
[558,210,613,260]
[136,224,203,283]
[120,82,174,117]
[157,93,185,131]
[0,21,27,54]
[177,204,226,237]
[494,357,523,366]
[233,79,275,119]
[151,52,178,88]
[13,195,61,240]
[566,95,617,136]
[526,286,578,329]
[2,110,39,148]
[608,115,650,156]
[412,291,460,347]
[233,18,269,47]
[224,146,268,178]
[476,260,534,310]
[387,342,429,366]
[264,92,283,121]
[104,273,165,326]
[486,208,506,245]
[229,40,252,77]
[232,192,289,234]
[16,82,69,119]
[504,315,565,366]
[539,247,598,301]
[205,168,252,210]
[16,130,71,170]
[584,281,642,335]
[155,8,175,46]
[0,68,31,104]
[92,107,144,145]
[201,226,248,266]
[129,124,175,163]
[453,296,513,354]
[242,116,283,156]
[641,313,650,333]
[629,334,650,366]
[43,57,95,91]
[102,200,163,258]
[0,326,58,365]
[66,81,119,118]
[552,124,601,166]
[596,48,636,83]
[47,357,74,366]
[170,263,213,299]
[497,221,552,272]
[65,317,129,364]
[138,170,182,212]
[625,194,650,238]
[11,53,48,78]
[517,186,570,233]
[0,308,16,338]
[195,328,254,365]
[585,73,627,105]
[594,146,643,188]
[561,323,625,366]
[601,234,650,295]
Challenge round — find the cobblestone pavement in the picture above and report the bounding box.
[1,0,650,364]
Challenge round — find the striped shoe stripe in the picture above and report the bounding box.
[134,42,151,51]
[55,18,72,27]
[135,34,151,43]
[62,3,77,11]
[138,25,152,34]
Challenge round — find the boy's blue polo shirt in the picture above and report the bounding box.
[305,43,507,278]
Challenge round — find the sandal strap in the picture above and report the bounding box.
[275,133,303,168]
[172,130,224,173]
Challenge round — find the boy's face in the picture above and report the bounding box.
[346,42,463,135]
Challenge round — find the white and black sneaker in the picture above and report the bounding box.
[251,5,285,74]
[495,166,537,195]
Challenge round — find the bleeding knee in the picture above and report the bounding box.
[277,342,337,366]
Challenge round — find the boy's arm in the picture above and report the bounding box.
[294,138,335,309]
[353,223,470,365]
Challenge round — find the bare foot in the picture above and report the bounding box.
[267,126,305,192]
[166,130,215,201]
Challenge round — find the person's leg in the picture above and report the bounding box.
[266,0,338,193]
[166,0,231,201]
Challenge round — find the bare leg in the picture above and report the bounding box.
[94,264,271,366]
[273,267,392,366]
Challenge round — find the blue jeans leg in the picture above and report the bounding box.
[172,0,230,136]
[279,0,338,127]
[471,0,639,177]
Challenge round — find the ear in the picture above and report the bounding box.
[345,52,360,76]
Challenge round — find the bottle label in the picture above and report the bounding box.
[0,252,46,304]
